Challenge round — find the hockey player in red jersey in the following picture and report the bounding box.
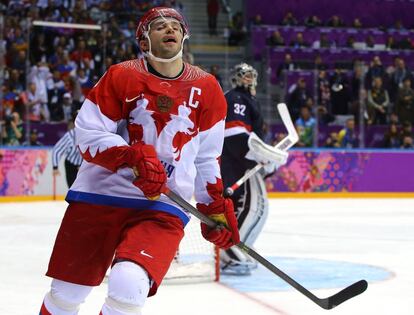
[40,7,239,315]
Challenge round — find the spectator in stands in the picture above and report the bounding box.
[398,36,413,50]
[330,69,350,115]
[53,36,75,53]
[317,70,333,123]
[60,92,76,123]
[385,36,398,50]
[393,20,406,31]
[7,68,25,94]
[2,82,20,118]
[9,49,27,74]
[324,132,340,148]
[166,0,185,12]
[47,70,66,121]
[313,33,334,49]
[76,68,93,99]
[367,77,390,125]
[295,106,315,147]
[288,77,311,121]
[30,33,48,64]
[365,35,375,49]
[313,94,334,125]
[401,135,414,148]
[400,121,414,143]
[56,54,76,79]
[266,30,285,47]
[352,18,362,29]
[8,26,27,52]
[289,32,309,48]
[338,117,358,148]
[70,38,93,70]
[121,20,139,44]
[48,45,65,70]
[1,112,23,146]
[314,55,327,70]
[207,0,220,36]
[276,53,296,81]
[281,11,298,26]
[389,57,411,103]
[23,81,49,122]
[365,56,386,89]
[209,64,223,87]
[304,15,322,28]
[382,123,401,148]
[326,15,344,28]
[104,56,114,71]
[29,63,52,118]
[22,129,43,146]
[251,14,263,26]
[389,112,400,126]
[350,64,366,120]
[262,122,273,144]
[228,11,247,46]
[318,69,331,104]
[346,35,356,49]
[396,77,414,124]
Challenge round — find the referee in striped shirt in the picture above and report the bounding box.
[52,119,83,187]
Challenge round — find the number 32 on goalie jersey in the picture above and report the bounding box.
[233,103,246,116]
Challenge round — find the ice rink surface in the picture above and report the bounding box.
[1,198,413,315]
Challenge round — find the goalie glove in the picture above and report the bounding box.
[197,198,240,249]
[246,132,288,166]
[263,161,278,175]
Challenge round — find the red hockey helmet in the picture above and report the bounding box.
[136,7,189,41]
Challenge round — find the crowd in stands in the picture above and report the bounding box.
[1,1,413,150]
[248,11,414,149]
[282,56,414,149]
[0,0,185,146]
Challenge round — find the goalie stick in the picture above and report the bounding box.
[224,103,299,197]
[164,188,368,310]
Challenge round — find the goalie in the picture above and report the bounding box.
[221,63,288,275]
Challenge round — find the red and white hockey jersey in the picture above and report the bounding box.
[67,58,227,225]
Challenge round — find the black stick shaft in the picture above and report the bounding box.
[164,188,368,310]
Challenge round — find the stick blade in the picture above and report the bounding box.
[277,103,299,144]
[320,280,368,310]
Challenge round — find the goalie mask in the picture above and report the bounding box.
[136,7,190,63]
[230,63,258,89]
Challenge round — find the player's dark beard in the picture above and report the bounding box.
[154,42,181,59]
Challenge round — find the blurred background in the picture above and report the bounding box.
[0,0,413,197]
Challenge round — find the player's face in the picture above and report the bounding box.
[148,18,184,59]
[242,72,255,86]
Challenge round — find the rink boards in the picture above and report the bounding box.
[1,148,414,202]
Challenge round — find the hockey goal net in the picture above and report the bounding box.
[164,216,219,283]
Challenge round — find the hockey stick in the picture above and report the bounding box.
[224,103,299,197]
[164,188,368,310]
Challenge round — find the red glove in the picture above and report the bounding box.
[197,198,240,249]
[125,142,167,200]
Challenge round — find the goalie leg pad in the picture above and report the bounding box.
[221,246,256,267]
[221,173,269,273]
[101,261,150,315]
[41,279,93,315]
[239,173,269,246]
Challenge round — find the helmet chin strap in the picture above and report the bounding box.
[144,31,189,63]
